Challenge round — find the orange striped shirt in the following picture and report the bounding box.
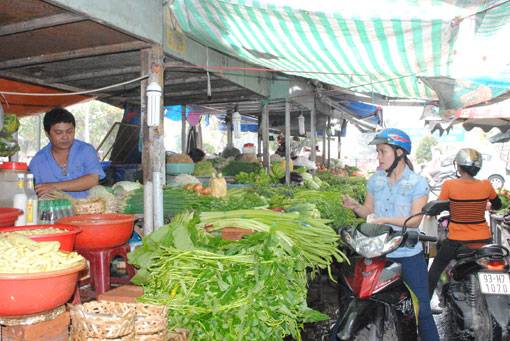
[437,179,497,241]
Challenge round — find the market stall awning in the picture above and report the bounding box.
[169,0,510,109]
[0,78,91,117]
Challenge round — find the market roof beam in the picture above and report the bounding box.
[45,66,140,83]
[0,41,150,70]
[0,70,139,106]
[0,13,86,37]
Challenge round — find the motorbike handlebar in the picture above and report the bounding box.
[418,234,438,243]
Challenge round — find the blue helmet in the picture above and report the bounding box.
[369,128,412,154]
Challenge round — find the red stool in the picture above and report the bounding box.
[76,243,135,297]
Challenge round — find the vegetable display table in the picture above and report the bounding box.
[76,243,135,298]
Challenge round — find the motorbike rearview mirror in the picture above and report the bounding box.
[422,200,450,216]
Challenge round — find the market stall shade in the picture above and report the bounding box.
[168,0,461,100]
[0,78,92,117]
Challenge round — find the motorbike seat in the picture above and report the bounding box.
[456,243,507,259]
[456,243,486,259]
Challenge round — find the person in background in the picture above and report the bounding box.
[188,148,205,163]
[29,107,105,198]
[341,128,439,341]
[421,147,442,186]
[428,148,501,300]
[276,135,286,157]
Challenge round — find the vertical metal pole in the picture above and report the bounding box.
[227,112,233,148]
[153,45,165,229]
[285,99,291,185]
[257,125,262,157]
[36,115,41,152]
[84,102,90,143]
[141,48,153,235]
[327,116,331,169]
[262,103,270,172]
[322,127,326,168]
[310,101,317,174]
[181,105,186,154]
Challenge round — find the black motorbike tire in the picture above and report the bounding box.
[353,321,399,341]
[474,293,503,341]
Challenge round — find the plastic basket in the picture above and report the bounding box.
[166,163,195,176]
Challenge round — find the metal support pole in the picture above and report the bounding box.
[322,127,326,167]
[36,115,41,152]
[327,116,331,169]
[141,45,164,234]
[285,99,291,185]
[310,102,317,174]
[262,103,270,172]
[181,105,186,154]
[227,112,233,148]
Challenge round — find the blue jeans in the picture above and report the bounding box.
[388,252,439,341]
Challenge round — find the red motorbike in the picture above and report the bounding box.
[331,200,447,340]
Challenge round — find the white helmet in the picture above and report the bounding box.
[454,148,482,169]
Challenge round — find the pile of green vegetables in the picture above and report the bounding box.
[122,187,268,218]
[128,210,344,340]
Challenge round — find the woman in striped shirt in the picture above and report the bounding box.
[428,148,502,299]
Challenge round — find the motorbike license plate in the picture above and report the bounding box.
[478,272,510,295]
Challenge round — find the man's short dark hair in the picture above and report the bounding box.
[43,107,76,133]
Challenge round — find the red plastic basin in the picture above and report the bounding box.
[0,208,23,228]
[0,225,82,252]
[0,259,86,317]
[56,214,138,250]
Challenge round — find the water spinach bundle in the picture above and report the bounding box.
[128,211,339,340]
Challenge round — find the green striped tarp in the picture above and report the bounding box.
[169,0,510,101]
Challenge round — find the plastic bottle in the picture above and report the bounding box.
[39,201,48,224]
[47,201,55,224]
[65,199,75,217]
[25,174,38,225]
[12,173,27,226]
[53,200,63,221]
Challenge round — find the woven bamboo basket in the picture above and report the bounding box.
[73,197,106,215]
[133,328,189,341]
[134,329,168,341]
[70,301,135,339]
[70,331,135,341]
[134,303,168,336]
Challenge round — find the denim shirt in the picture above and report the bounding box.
[367,165,429,258]
[29,140,106,199]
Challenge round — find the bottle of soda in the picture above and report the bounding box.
[39,201,48,224]
[67,199,75,217]
[47,201,55,224]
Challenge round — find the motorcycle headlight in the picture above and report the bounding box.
[346,229,403,258]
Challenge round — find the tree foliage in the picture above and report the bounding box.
[415,135,438,164]
[17,101,123,162]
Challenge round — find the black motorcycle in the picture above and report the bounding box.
[435,212,510,340]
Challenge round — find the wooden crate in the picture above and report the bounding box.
[98,285,143,303]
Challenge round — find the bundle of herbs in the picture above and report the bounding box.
[198,209,347,270]
[128,212,329,340]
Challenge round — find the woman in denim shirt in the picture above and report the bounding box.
[342,128,439,341]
